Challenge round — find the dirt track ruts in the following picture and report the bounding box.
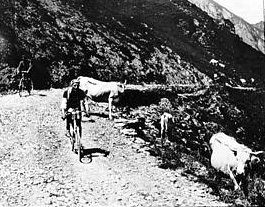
[0,89,229,206]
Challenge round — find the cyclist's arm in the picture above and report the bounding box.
[80,99,86,112]
[16,61,24,75]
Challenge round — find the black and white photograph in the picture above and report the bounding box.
[1,0,265,206]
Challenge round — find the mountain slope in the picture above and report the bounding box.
[253,21,264,31]
[188,0,265,54]
[0,0,265,91]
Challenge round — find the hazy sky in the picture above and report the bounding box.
[214,0,264,24]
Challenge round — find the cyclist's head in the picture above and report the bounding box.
[70,79,80,89]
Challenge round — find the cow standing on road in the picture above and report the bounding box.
[77,76,127,120]
[209,132,264,194]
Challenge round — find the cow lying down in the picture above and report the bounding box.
[209,132,264,191]
[77,76,126,120]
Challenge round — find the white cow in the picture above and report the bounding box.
[160,112,174,146]
[209,59,219,66]
[77,76,126,120]
[209,132,263,191]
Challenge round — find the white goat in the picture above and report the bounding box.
[160,112,174,146]
[210,132,263,191]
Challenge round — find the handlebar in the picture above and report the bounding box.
[62,109,87,120]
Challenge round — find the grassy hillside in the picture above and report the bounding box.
[1,0,265,89]
[0,0,206,89]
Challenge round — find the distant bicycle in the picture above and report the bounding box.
[18,71,33,97]
[64,108,85,162]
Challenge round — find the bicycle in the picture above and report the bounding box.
[19,72,33,97]
[65,108,85,162]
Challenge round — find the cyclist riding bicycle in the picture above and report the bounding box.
[17,58,33,80]
[17,58,34,95]
[61,79,87,137]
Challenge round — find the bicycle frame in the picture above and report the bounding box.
[19,72,33,97]
[66,108,83,162]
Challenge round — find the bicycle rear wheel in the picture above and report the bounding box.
[19,79,24,97]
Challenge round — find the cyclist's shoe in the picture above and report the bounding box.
[61,114,67,120]
[65,130,71,137]
[74,145,82,154]
[74,147,78,154]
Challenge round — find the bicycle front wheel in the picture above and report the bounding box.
[70,133,75,152]
[76,128,82,162]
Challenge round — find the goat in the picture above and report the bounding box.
[209,132,264,193]
[160,112,174,147]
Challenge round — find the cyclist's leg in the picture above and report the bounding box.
[77,118,82,137]
[28,75,33,91]
[25,78,31,94]
[19,77,24,87]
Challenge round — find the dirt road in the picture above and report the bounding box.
[0,89,229,206]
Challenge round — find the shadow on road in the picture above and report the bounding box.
[18,93,47,97]
[81,148,110,163]
[36,93,47,96]
[81,112,110,123]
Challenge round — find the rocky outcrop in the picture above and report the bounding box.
[188,0,265,54]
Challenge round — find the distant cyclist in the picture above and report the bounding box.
[17,58,33,77]
[16,56,26,75]
[17,58,33,82]
[61,79,87,137]
[17,57,34,95]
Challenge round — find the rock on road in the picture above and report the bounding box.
[0,89,229,206]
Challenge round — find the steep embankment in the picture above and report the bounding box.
[0,90,229,206]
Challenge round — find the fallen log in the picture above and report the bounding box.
[125,83,203,93]
[225,83,257,92]
[177,87,209,98]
